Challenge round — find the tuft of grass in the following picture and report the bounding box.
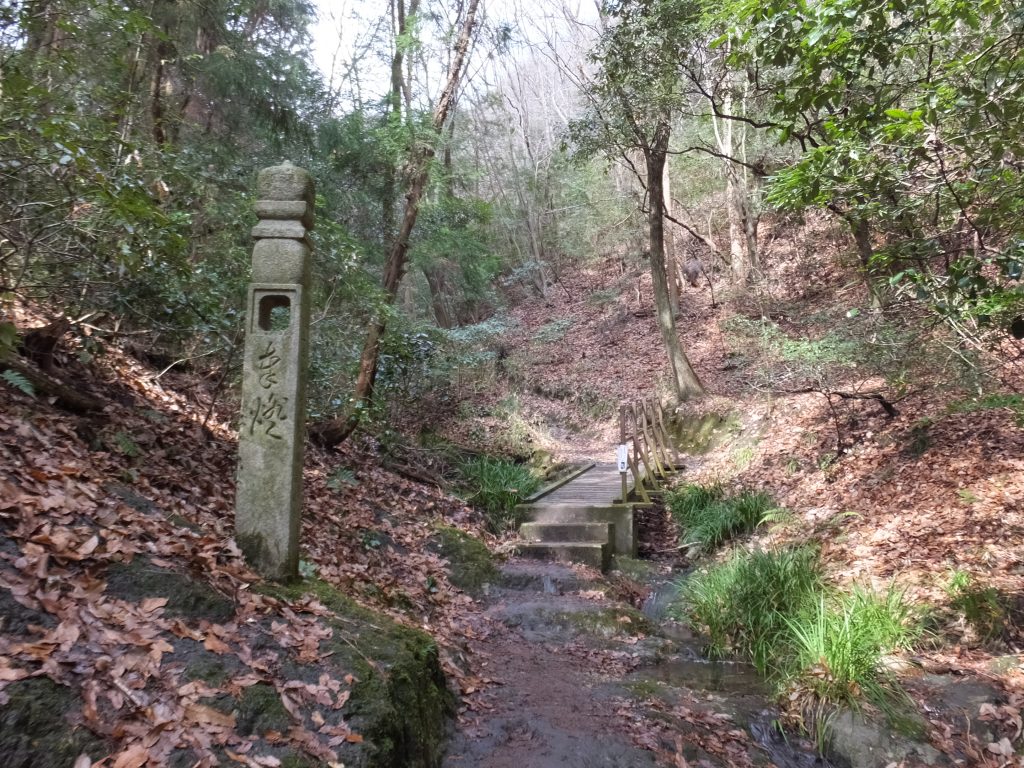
[676,545,824,670]
[675,547,921,728]
[946,570,1009,642]
[785,586,921,709]
[458,456,540,533]
[667,483,778,552]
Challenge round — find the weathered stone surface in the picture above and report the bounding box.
[256,161,314,206]
[254,200,309,221]
[827,708,943,768]
[250,220,308,241]
[250,239,310,285]
[236,162,313,581]
[517,503,638,557]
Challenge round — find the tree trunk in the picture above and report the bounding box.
[312,0,481,447]
[647,124,704,403]
[424,263,458,329]
[850,216,884,308]
[663,159,681,316]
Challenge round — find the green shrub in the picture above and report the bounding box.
[667,483,777,552]
[458,457,540,533]
[533,318,573,344]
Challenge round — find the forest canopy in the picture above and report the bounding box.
[2,0,1021,426]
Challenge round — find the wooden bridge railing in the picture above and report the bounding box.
[617,397,678,503]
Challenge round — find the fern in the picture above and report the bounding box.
[1,369,35,396]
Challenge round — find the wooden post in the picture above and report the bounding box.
[656,399,678,465]
[638,398,666,481]
[619,404,629,503]
[632,405,660,491]
[646,398,674,473]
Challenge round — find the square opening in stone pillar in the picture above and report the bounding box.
[257,294,292,332]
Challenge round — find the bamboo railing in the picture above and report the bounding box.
[618,397,677,503]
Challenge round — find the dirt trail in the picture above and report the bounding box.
[443,560,661,767]
[441,559,820,768]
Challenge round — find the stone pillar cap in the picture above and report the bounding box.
[257,161,315,206]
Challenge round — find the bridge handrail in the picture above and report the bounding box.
[618,397,677,503]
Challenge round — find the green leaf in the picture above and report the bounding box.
[1,370,35,397]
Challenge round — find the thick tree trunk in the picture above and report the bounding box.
[312,0,481,447]
[647,125,704,403]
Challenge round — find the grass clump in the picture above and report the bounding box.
[785,586,920,708]
[679,545,824,670]
[675,546,921,720]
[457,456,540,532]
[946,570,1011,642]
[667,483,778,552]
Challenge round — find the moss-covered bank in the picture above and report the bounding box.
[429,525,498,595]
[0,677,111,768]
[261,579,455,768]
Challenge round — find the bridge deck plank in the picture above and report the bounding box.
[540,462,622,505]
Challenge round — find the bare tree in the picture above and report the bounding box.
[313,0,482,447]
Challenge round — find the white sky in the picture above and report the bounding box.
[309,0,599,102]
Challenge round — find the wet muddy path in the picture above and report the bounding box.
[442,559,827,768]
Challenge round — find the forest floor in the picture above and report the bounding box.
[2,215,1024,766]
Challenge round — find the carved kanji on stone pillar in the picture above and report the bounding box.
[236,161,314,580]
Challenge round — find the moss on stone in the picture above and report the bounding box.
[234,683,291,737]
[623,679,666,700]
[106,557,234,623]
[0,677,109,768]
[280,754,316,768]
[258,578,454,768]
[612,556,659,581]
[183,653,233,687]
[429,526,498,595]
[672,412,740,455]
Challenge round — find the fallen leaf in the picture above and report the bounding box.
[185,702,237,728]
[987,738,1013,757]
[112,744,149,768]
[204,634,231,654]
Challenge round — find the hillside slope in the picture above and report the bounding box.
[0,325,496,767]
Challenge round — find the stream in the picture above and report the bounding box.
[443,559,832,768]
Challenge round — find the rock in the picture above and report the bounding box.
[827,708,946,768]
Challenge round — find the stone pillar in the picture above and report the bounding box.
[235,161,314,581]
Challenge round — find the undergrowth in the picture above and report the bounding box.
[945,570,1012,642]
[666,483,777,551]
[674,546,921,730]
[457,456,540,533]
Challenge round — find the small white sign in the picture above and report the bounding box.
[616,444,628,472]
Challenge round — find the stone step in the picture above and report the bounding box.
[516,541,611,572]
[515,503,637,557]
[519,522,613,544]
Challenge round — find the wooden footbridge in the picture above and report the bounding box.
[515,397,679,571]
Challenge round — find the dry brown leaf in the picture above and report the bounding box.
[111,744,149,768]
[185,702,237,728]
[203,634,231,654]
